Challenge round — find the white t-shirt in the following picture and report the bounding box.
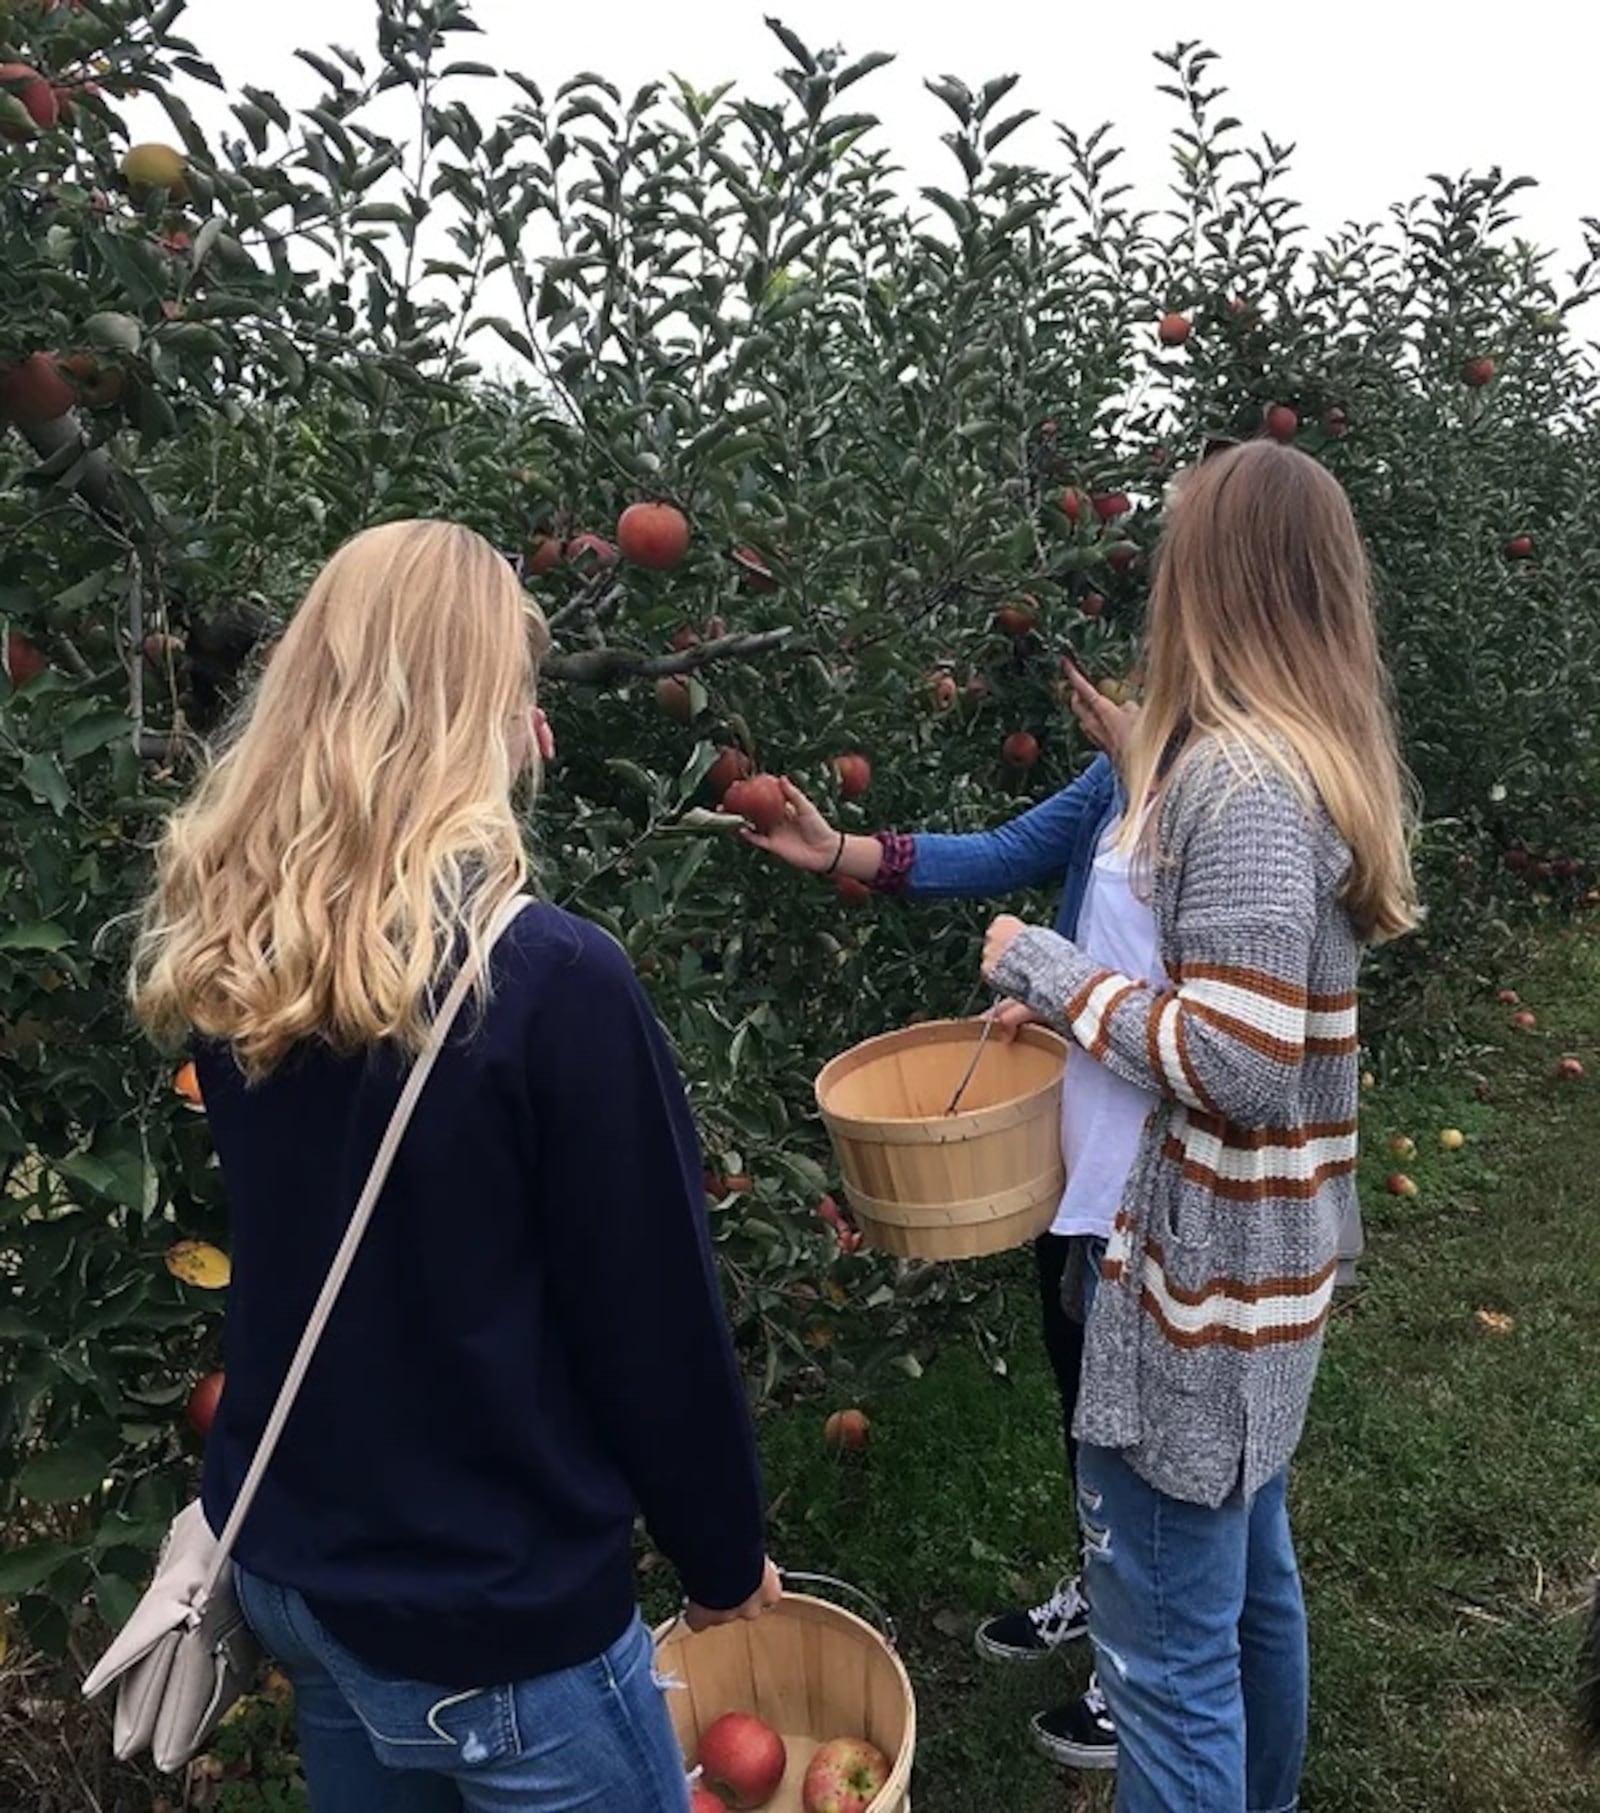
[1051,818,1166,1239]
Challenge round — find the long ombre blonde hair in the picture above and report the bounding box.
[1121,440,1418,943]
[133,520,549,1077]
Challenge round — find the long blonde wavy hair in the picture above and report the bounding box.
[1122,440,1418,943]
[132,520,549,1078]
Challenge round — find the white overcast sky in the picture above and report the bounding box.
[167,0,1598,297]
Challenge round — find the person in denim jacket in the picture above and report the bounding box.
[746,675,1135,1773]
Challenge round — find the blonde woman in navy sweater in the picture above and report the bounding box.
[132,521,779,1811]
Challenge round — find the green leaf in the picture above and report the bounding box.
[17,1426,121,1505]
[0,922,71,952]
[94,1573,144,1628]
[476,316,535,363]
[61,712,131,762]
[0,1542,80,1597]
[19,753,70,815]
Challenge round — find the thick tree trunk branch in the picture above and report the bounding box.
[14,414,130,534]
[543,627,794,685]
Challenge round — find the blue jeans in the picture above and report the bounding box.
[235,1570,691,1813]
[1078,1249,1307,1812]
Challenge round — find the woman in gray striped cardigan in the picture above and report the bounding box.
[982,439,1417,1813]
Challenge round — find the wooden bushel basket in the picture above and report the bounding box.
[814,1019,1067,1260]
[655,1574,915,1813]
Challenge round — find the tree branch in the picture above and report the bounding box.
[543,627,795,685]
[12,415,130,535]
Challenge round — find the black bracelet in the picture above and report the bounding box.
[822,830,847,876]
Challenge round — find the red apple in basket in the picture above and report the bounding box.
[698,1712,787,1809]
[691,1788,730,1813]
[802,1736,892,1813]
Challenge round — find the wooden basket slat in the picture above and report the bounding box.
[815,1020,1068,1261]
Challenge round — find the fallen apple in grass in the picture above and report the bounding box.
[1387,1134,1416,1160]
[802,1736,892,1813]
[1512,1010,1538,1032]
[1386,1173,1418,1199]
[1439,1129,1466,1151]
[824,1408,870,1452]
[698,1713,787,1810]
[1556,1056,1586,1081]
[1497,989,1520,1007]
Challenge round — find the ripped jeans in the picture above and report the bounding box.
[234,1570,690,1812]
[1076,1253,1307,1812]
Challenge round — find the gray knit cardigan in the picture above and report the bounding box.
[990,737,1364,1507]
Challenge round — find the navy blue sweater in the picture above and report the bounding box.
[198,904,767,1685]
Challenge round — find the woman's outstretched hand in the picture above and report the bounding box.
[1065,661,1139,765]
[739,778,839,872]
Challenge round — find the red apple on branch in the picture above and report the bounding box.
[832,753,871,801]
[723,774,787,835]
[618,500,691,570]
[186,1370,225,1439]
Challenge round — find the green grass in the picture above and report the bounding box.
[756,928,1600,1812]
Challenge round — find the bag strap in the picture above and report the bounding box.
[198,892,532,1607]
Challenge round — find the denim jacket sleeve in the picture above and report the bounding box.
[906,754,1117,900]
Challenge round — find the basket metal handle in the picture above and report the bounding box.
[659,1569,898,1651]
[779,1569,898,1650]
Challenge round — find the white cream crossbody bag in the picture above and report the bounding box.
[83,894,531,1773]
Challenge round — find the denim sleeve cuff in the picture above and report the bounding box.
[871,831,915,895]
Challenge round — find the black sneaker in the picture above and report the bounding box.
[973,1576,1089,1663]
[1030,1675,1119,1771]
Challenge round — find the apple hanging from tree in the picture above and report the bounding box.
[0,63,59,139]
[697,1713,787,1811]
[1265,403,1298,442]
[0,352,74,426]
[802,1737,892,1813]
[832,753,872,801]
[525,535,563,576]
[566,531,618,569]
[1002,731,1040,771]
[186,1370,225,1439]
[992,598,1038,638]
[656,676,695,725]
[723,774,787,835]
[1092,490,1130,523]
[617,500,691,570]
[5,630,47,687]
[1158,311,1191,347]
[706,747,753,802]
[1461,355,1496,388]
[121,141,189,201]
[1060,486,1085,524]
